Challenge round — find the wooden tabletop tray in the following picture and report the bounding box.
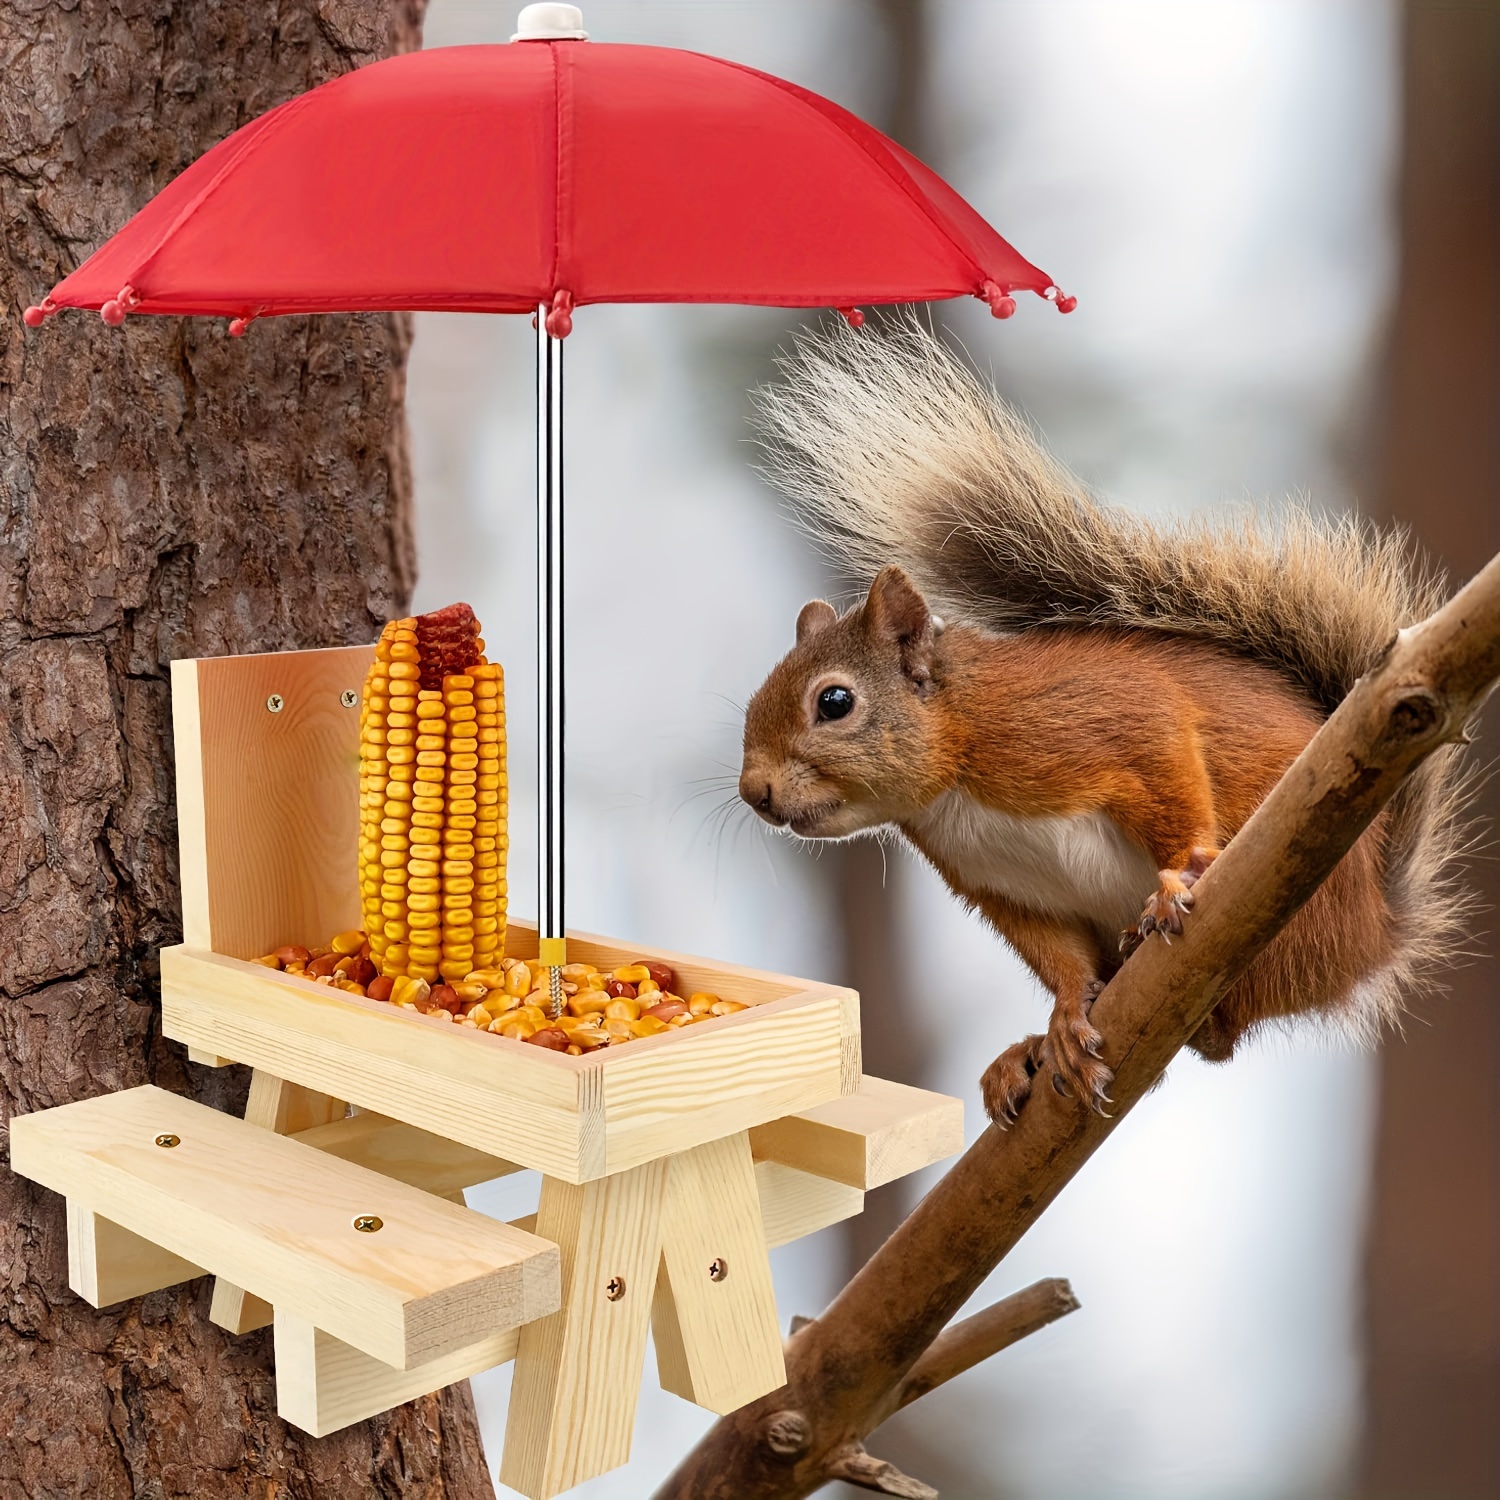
[163,644,859,1182]
[163,924,858,1183]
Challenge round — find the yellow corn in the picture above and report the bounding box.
[357,608,508,981]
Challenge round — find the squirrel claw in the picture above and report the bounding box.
[981,1035,1043,1129]
[1138,874,1195,941]
[1044,997,1114,1115]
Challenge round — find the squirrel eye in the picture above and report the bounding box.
[816,685,855,722]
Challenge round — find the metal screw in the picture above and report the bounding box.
[266,693,284,713]
[708,1257,728,1283]
[340,689,358,708]
[154,1133,180,1148]
[353,1214,383,1233]
[605,1275,626,1301]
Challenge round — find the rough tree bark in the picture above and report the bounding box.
[1,3,494,1496]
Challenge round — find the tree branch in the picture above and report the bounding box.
[880,1277,1079,1423]
[827,1447,938,1500]
[656,550,1500,1499]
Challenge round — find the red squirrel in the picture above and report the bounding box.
[738,318,1470,1125]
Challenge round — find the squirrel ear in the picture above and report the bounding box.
[865,567,938,690]
[865,566,931,644]
[796,600,838,644]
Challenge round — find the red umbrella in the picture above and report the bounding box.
[22,2,1073,1003]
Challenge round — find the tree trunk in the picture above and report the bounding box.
[0,3,493,1495]
[1360,3,1500,1495]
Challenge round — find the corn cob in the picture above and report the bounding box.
[357,605,507,981]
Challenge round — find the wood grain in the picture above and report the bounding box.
[172,645,374,958]
[274,1310,521,1438]
[754,1161,865,1250]
[67,1206,205,1307]
[161,941,857,1183]
[293,1110,522,1196]
[651,1133,786,1414]
[210,1072,345,1335]
[749,1075,964,1190]
[11,1085,560,1370]
[500,1160,669,1500]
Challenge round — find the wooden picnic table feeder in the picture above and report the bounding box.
[11,642,964,1498]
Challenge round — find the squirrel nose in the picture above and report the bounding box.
[739,770,780,822]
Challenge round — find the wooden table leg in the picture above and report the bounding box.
[67,1204,204,1305]
[209,1070,343,1334]
[651,1131,787,1414]
[499,1159,668,1500]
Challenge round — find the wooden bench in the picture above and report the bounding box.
[9,1085,561,1374]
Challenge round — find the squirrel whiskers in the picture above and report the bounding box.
[741,315,1474,1124]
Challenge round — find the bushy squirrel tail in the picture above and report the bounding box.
[750,311,1475,1029]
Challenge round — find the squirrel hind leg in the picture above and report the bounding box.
[982,989,1116,1127]
[1043,980,1114,1114]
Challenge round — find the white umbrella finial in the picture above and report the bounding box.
[513,4,588,40]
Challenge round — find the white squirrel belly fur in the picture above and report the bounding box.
[910,790,1159,937]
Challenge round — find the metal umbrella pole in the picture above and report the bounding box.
[536,304,566,1017]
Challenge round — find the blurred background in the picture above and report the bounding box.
[406,2,1498,1496]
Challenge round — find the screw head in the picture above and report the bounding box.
[353,1214,383,1233]
[341,689,359,708]
[605,1275,626,1301]
[154,1133,180,1148]
[266,693,284,713]
[708,1257,728,1282]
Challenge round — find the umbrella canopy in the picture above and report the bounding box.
[28,29,1069,331]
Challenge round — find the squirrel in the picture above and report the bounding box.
[737,316,1471,1126]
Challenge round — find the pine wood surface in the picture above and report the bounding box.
[11,1084,561,1370]
[274,1310,522,1438]
[294,1109,524,1194]
[210,1073,346,1335]
[501,1160,671,1500]
[749,1074,964,1190]
[66,1206,206,1307]
[755,1160,866,1249]
[651,1132,787,1415]
[161,942,858,1182]
[172,646,374,958]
